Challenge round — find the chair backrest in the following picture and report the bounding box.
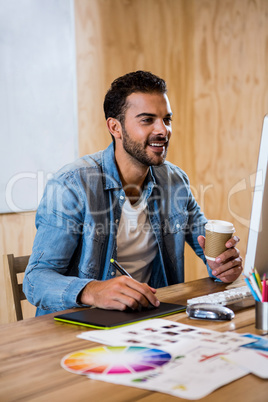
[3,254,31,321]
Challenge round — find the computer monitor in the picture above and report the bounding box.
[244,115,268,277]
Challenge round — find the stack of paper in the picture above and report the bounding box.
[61,319,268,400]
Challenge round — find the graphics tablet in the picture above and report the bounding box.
[54,302,185,329]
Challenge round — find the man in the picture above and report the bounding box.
[23,71,242,315]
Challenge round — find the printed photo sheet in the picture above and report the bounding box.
[78,318,254,353]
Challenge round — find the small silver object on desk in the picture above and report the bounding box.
[186,303,235,321]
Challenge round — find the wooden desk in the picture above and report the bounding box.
[1,278,267,402]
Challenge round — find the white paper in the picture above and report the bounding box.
[78,319,253,352]
[74,319,257,400]
[227,348,268,378]
[86,339,249,400]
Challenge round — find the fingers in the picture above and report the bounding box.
[212,256,243,282]
[212,247,243,283]
[81,277,160,311]
[117,276,160,309]
[148,285,157,293]
[215,244,240,265]
[225,235,240,248]
[197,235,205,251]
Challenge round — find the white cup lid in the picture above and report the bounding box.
[205,220,235,234]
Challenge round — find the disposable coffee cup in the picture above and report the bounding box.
[205,220,235,261]
[255,301,268,331]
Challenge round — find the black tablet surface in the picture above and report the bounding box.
[54,302,186,329]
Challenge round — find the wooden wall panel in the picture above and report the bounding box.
[75,0,194,157]
[187,0,268,279]
[1,0,267,323]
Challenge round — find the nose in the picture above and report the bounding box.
[153,118,170,136]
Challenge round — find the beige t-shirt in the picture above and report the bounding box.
[116,196,158,283]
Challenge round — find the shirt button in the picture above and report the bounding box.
[120,195,124,200]
[111,272,115,276]
[176,224,180,229]
[115,219,119,224]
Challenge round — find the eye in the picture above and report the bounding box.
[164,117,172,125]
[142,117,154,124]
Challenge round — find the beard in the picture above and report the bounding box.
[121,125,168,167]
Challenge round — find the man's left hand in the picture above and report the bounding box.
[198,235,243,283]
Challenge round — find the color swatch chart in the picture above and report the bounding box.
[62,345,171,375]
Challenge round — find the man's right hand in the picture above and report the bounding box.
[79,276,160,311]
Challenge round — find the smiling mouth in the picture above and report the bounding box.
[150,142,166,147]
[148,141,168,152]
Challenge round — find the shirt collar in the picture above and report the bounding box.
[101,143,122,190]
[101,142,157,190]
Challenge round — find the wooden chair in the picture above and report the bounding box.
[3,254,32,321]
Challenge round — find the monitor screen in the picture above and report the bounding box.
[244,115,268,277]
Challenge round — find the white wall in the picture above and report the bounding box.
[0,0,78,213]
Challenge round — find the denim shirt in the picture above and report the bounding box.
[23,143,213,315]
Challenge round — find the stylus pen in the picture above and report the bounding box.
[110,258,133,278]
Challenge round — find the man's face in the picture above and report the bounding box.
[120,92,172,167]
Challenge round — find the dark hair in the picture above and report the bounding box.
[103,70,167,124]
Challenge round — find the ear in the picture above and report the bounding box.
[106,118,122,140]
